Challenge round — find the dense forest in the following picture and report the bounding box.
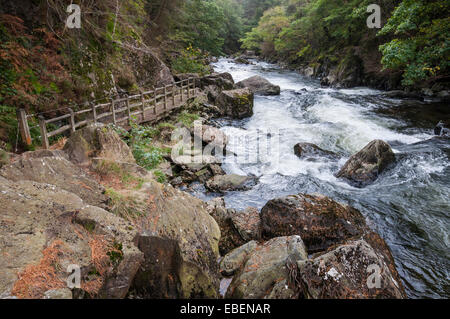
[0,0,448,150]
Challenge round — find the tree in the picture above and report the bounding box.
[378,0,450,86]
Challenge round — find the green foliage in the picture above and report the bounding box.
[109,121,166,170]
[172,46,211,75]
[378,0,450,86]
[173,0,244,56]
[105,187,146,219]
[177,111,199,127]
[153,169,167,184]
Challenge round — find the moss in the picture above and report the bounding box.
[153,169,167,184]
[177,111,200,127]
[105,188,146,220]
[107,241,124,267]
[0,148,10,167]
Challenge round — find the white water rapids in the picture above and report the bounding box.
[194,58,449,298]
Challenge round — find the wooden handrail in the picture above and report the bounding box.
[21,78,199,149]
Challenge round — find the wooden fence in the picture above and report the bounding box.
[17,78,198,149]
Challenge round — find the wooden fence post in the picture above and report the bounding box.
[16,108,32,146]
[140,92,146,121]
[187,79,191,99]
[126,95,131,122]
[111,98,116,125]
[68,108,76,133]
[91,102,97,123]
[153,90,157,114]
[171,84,175,106]
[38,116,49,149]
[164,86,168,110]
[180,82,184,102]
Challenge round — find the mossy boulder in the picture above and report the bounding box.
[260,193,368,253]
[336,139,396,187]
[205,174,256,192]
[236,75,280,96]
[297,232,406,299]
[0,152,108,209]
[129,180,221,298]
[225,236,308,299]
[63,124,135,166]
[216,88,254,119]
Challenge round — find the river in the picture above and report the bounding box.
[194,58,449,298]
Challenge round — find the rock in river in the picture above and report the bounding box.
[236,75,280,96]
[293,142,338,160]
[336,139,396,187]
[205,174,256,192]
[260,193,368,253]
[216,88,254,119]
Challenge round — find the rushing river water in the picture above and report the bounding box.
[199,58,450,299]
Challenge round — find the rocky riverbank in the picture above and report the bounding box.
[0,69,410,299]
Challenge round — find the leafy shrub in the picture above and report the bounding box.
[171,46,211,75]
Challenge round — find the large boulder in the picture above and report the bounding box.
[297,232,406,299]
[236,76,280,96]
[129,180,221,298]
[293,142,338,160]
[260,193,368,253]
[230,207,261,243]
[200,72,235,103]
[205,174,256,192]
[234,57,251,65]
[0,151,109,208]
[216,88,254,119]
[63,124,135,166]
[0,178,143,299]
[206,198,246,255]
[224,236,308,299]
[336,140,396,187]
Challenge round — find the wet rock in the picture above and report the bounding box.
[260,193,368,253]
[200,73,234,92]
[434,121,449,136]
[231,207,261,242]
[234,57,251,65]
[0,154,109,208]
[216,88,254,119]
[336,140,396,187]
[382,90,421,99]
[205,174,256,192]
[225,236,308,299]
[0,178,143,299]
[206,198,246,255]
[236,75,280,96]
[129,180,221,298]
[293,142,338,160]
[219,240,258,276]
[297,232,406,299]
[64,124,135,166]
